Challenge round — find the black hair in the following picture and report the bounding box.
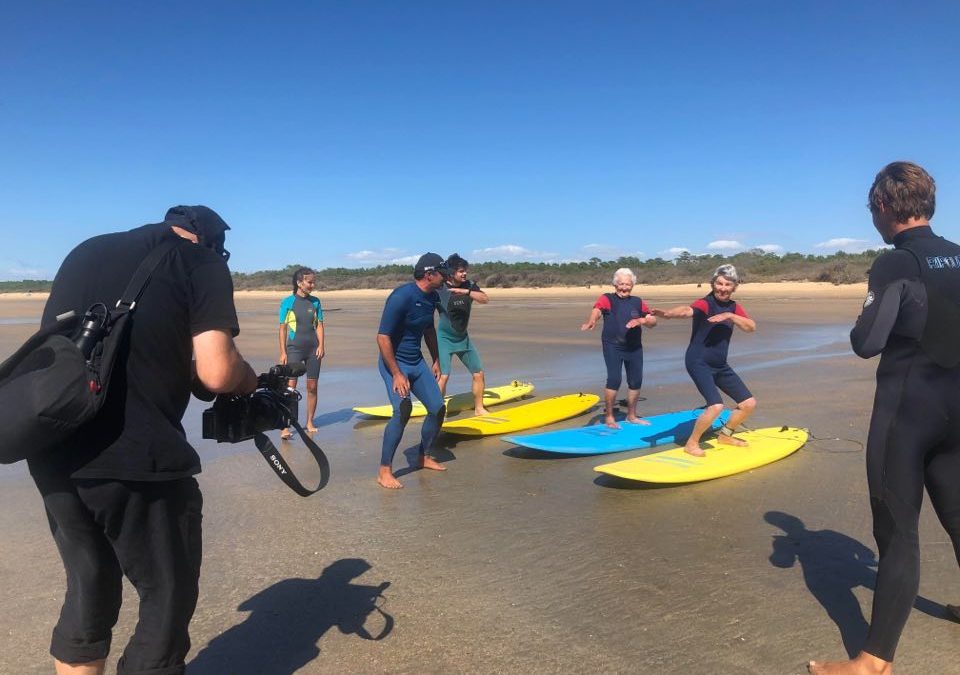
[292,267,315,292]
[446,253,469,270]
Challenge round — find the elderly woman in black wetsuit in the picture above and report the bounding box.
[650,264,757,456]
[581,267,657,429]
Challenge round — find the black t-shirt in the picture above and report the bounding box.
[29,223,239,481]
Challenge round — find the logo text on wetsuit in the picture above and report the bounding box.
[925,255,960,270]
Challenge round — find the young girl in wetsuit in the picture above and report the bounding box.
[650,264,757,456]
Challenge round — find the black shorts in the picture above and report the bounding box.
[34,475,203,674]
[285,345,321,380]
[685,360,752,406]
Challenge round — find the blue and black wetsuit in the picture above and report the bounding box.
[377,282,444,466]
[850,226,960,662]
[594,293,649,391]
[684,293,752,406]
[279,293,323,379]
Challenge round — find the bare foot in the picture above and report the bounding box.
[807,651,892,674]
[474,406,490,416]
[717,434,748,447]
[306,426,319,434]
[377,466,403,489]
[625,416,652,426]
[280,429,293,441]
[604,417,621,430]
[684,443,706,457]
[419,455,447,471]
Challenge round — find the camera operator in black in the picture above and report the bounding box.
[809,162,960,674]
[28,206,257,675]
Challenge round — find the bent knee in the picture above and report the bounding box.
[738,397,757,411]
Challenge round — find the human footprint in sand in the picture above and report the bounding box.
[581,267,657,429]
[650,264,757,456]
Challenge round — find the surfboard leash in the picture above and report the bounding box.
[737,424,864,453]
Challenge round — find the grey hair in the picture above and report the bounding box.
[612,267,637,285]
[712,264,740,286]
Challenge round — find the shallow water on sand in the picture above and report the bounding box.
[3,294,959,674]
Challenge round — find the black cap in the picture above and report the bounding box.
[414,252,447,275]
[164,205,230,236]
[164,205,231,260]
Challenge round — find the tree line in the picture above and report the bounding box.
[1,248,882,294]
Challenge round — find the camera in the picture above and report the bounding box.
[201,363,303,443]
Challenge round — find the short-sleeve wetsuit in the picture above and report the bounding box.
[684,293,752,406]
[593,293,649,391]
[376,282,444,466]
[849,225,960,662]
[436,280,483,375]
[279,294,323,379]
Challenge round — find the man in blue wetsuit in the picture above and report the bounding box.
[809,162,960,674]
[278,267,325,439]
[375,252,449,489]
[651,264,757,456]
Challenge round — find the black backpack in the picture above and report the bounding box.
[0,239,179,464]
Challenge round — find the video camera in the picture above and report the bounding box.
[201,363,303,444]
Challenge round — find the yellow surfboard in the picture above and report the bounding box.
[593,426,807,483]
[352,381,535,418]
[441,393,600,436]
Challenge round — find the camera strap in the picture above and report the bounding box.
[253,420,330,496]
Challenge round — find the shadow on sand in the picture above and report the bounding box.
[189,558,393,674]
[765,511,948,657]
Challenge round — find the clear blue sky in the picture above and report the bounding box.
[2,1,959,280]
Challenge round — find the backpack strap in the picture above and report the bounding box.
[115,237,183,313]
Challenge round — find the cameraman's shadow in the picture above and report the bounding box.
[189,558,393,675]
[765,511,946,657]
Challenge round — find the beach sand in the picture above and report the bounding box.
[1,284,957,674]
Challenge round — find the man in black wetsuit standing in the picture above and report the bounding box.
[809,161,960,674]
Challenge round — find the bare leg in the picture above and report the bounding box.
[472,371,490,416]
[55,659,106,675]
[685,404,725,456]
[624,388,650,425]
[281,377,298,439]
[377,465,403,489]
[305,378,319,432]
[717,397,756,448]
[807,651,892,674]
[603,388,620,429]
[438,374,450,397]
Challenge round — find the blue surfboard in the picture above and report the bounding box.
[502,408,731,455]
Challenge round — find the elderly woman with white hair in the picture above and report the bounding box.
[650,264,757,456]
[581,267,657,428]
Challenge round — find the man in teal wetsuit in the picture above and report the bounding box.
[436,253,490,416]
[278,267,325,439]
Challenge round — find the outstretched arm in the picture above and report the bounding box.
[650,305,694,319]
[708,312,756,332]
[581,307,602,330]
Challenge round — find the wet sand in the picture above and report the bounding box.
[1,285,958,674]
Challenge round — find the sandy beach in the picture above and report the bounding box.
[1,284,957,674]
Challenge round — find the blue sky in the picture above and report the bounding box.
[2,1,959,280]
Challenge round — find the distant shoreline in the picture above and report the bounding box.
[0,281,868,302]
